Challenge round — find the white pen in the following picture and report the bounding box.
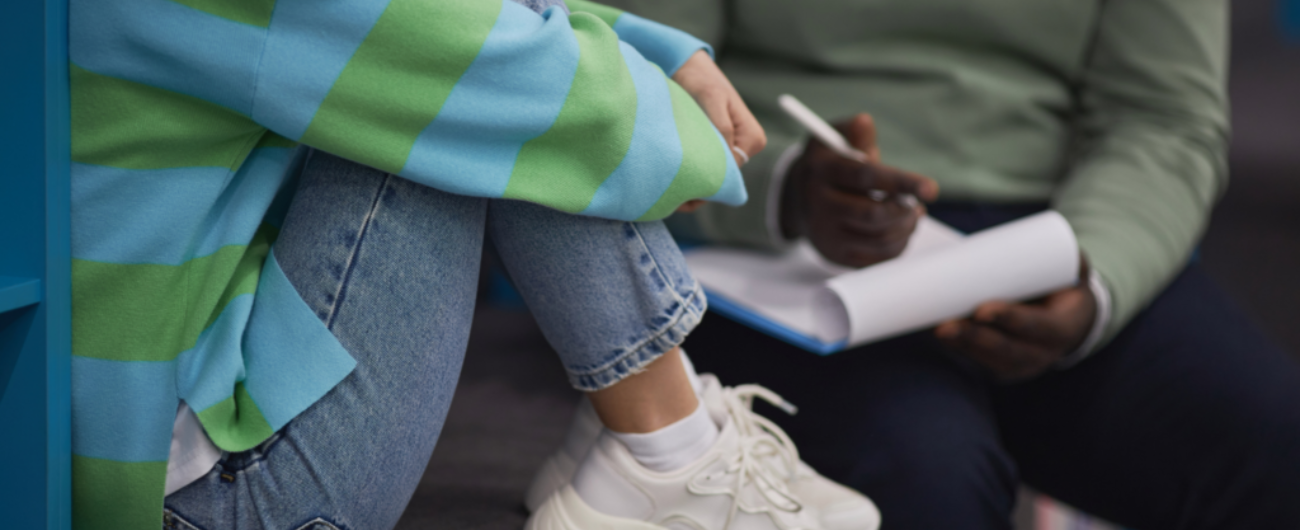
[778,94,918,207]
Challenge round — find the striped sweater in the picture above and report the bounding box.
[69,0,745,527]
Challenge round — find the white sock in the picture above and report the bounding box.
[610,402,719,472]
[569,350,704,462]
[679,349,705,396]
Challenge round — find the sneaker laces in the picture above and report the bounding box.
[725,384,802,482]
[690,384,809,529]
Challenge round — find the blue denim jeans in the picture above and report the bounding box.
[161,151,706,529]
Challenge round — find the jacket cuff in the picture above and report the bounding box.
[762,142,806,250]
[1055,267,1113,369]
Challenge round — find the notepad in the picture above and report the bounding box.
[683,211,1080,354]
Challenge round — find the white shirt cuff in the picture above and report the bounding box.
[764,142,806,249]
[1055,268,1112,369]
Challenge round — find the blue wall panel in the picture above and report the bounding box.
[1285,0,1300,41]
[0,0,71,526]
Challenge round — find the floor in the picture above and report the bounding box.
[395,3,1299,528]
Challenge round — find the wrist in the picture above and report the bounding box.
[1056,266,1112,369]
[669,51,713,90]
[779,151,810,240]
[779,176,804,240]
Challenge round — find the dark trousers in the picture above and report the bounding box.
[684,204,1300,530]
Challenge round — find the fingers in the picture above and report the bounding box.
[729,97,767,165]
[839,113,879,161]
[938,284,1099,380]
[936,319,1057,381]
[696,87,736,151]
[803,158,925,267]
[669,50,766,166]
[807,195,920,267]
[972,301,1057,343]
[675,200,705,213]
[972,287,1092,345]
[823,187,920,234]
[817,156,939,203]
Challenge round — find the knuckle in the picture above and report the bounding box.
[972,329,1003,351]
[881,240,908,259]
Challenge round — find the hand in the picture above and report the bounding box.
[672,50,767,167]
[780,114,939,267]
[935,257,1097,381]
[675,200,705,213]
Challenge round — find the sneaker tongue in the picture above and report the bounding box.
[699,375,729,425]
[713,414,740,447]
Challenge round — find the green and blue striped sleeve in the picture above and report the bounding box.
[72,0,744,222]
[565,0,714,75]
[279,0,745,221]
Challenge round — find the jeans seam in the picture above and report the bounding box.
[559,222,693,378]
[325,173,392,330]
[567,284,706,391]
[565,222,707,390]
[628,222,693,314]
[563,282,705,377]
[291,516,345,530]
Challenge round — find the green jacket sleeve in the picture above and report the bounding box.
[1053,0,1229,342]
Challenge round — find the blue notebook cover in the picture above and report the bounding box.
[703,289,847,355]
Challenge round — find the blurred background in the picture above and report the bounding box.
[1202,0,1300,356]
[395,1,1299,528]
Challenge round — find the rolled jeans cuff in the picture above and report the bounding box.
[566,280,708,391]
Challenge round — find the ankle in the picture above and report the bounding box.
[608,402,719,472]
[589,348,699,433]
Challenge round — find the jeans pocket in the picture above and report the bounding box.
[163,509,343,530]
[163,509,203,530]
[292,518,342,530]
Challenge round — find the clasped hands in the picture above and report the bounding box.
[780,114,1097,381]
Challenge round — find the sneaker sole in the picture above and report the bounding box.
[524,451,576,513]
[526,485,665,530]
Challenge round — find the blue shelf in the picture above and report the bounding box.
[0,277,42,314]
[1286,0,1300,41]
[1,0,70,525]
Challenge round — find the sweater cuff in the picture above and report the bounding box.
[1055,267,1113,369]
[610,12,713,76]
[763,142,806,250]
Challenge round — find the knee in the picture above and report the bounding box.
[850,409,1015,500]
[805,392,1019,529]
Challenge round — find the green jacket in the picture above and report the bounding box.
[604,0,1229,342]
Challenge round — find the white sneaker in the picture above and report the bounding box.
[524,376,881,530]
[526,415,822,530]
[722,385,881,530]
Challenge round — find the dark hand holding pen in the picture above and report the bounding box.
[780,113,940,268]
